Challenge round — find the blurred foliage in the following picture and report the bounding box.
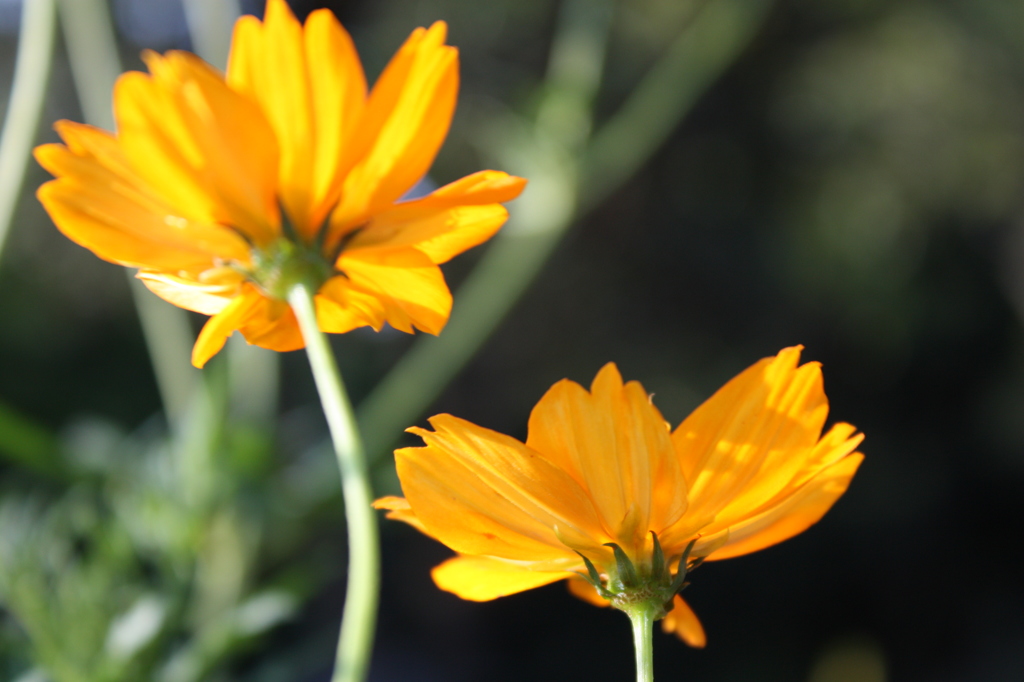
[0,0,1022,680]
[0,367,337,681]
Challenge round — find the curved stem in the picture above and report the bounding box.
[0,0,57,262]
[627,607,656,682]
[287,283,379,682]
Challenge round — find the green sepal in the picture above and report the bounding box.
[669,538,698,594]
[604,542,639,589]
[650,531,665,582]
[578,551,603,585]
[574,551,614,599]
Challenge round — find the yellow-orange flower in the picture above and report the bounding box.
[374,346,863,647]
[34,0,525,367]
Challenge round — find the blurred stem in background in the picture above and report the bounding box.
[357,0,774,465]
[181,0,242,72]
[58,0,199,428]
[288,283,378,682]
[581,0,772,209]
[0,0,57,262]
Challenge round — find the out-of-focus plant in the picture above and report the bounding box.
[0,0,776,679]
[37,0,533,676]
[0,385,316,681]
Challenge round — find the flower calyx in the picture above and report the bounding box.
[575,533,704,621]
[249,236,336,301]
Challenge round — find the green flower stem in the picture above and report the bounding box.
[357,0,773,465]
[287,282,379,682]
[627,606,657,682]
[59,0,200,427]
[0,0,57,262]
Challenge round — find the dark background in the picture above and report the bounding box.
[1,0,1022,680]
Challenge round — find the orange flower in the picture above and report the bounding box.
[34,0,525,367]
[375,347,863,647]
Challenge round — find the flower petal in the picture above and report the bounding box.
[347,171,526,263]
[372,496,431,536]
[431,555,570,601]
[411,170,527,208]
[227,0,366,236]
[396,414,607,562]
[115,51,279,244]
[137,271,237,315]
[525,364,688,553]
[338,248,452,334]
[662,595,706,648]
[707,452,863,561]
[192,285,265,367]
[315,274,388,333]
[714,421,864,530]
[237,296,304,352]
[670,347,831,525]
[327,21,458,245]
[35,122,250,271]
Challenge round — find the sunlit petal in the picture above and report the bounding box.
[396,414,607,561]
[662,595,706,648]
[192,284,265,368]
[115,51,279,244]
[707,452,864,560]
[237,296,304,352]
[35,122,251,270]
[328,21,458,246]
[227,0,366,236]
[670,346,830,523]
[432,555,570,601]
[347,171,526,263]
[525,364,687,551]
[372,496,431,535]
[315,275,388,334]
[137,271,237,315]
[338,248,452,334]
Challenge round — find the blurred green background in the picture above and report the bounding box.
[0,0,1022,680]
